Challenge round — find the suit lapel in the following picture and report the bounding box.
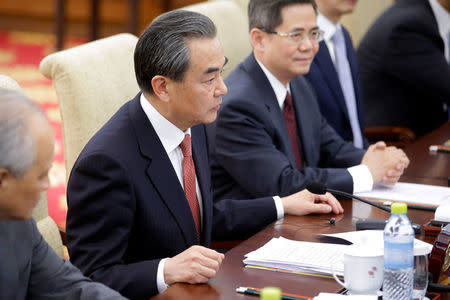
[244,55,297,167]
[191,125,212,246]
[129,96,199,246]
[315,41,350,121]
[0,222,19,298]
[342,27,365,129]
[290,77,316,166]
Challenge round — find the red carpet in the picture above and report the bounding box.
[0,30,85,228]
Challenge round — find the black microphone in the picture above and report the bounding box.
[306,182,390,212]
[306,182,422,233]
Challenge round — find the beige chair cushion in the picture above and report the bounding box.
[33,194,65,258]
[210,0,249,15]
[183,0,251,79]
[0,74,64,258]
[40,33,140,181]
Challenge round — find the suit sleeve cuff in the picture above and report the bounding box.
[347,165,373,193]
[157,258,169,293]
[273,196,284,219]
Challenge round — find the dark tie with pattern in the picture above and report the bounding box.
[283,92,303,169]
[179,134,201,241]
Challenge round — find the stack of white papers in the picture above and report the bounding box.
[355,182,450,207]
[243,237,347,277]
[243,232,433,277]
[322,230,433,256]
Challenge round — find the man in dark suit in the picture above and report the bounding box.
[305,0,368,148]
[0,89,125,300]
[209,0,409,201]
[357,0,450,136]
[66,10,343,300]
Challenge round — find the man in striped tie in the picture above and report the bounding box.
[66,9,344,300]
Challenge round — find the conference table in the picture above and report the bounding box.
[151,122,449,300]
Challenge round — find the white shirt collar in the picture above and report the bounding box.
[140,93,191,155]
[429,0,450,60]
[255,57,291,108]
[317,13,340,44]
[317,12,342,64]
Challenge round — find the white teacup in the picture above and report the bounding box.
[331,246,384,295]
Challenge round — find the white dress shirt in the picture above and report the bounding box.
[140,93,284,293]
[429,0,450,62]
[255,59,373,193]
[316,13,364,148]
[317,13,338,64]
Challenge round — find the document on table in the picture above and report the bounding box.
[243,237,347,277]
[321,230,433,255]
[243,233,433,277]
[355,182,450,207]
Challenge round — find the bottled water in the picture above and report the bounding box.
[383,202,414,300]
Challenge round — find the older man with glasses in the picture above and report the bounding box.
[207,0,410,202]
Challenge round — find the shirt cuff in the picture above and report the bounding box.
[348,164,373,193]
[273,196,284,219]
[157,258,169,293]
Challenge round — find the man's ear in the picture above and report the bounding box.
[151,75,171,103]
[0,169,10,188]
[250,28,266,52]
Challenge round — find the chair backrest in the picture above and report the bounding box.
[183,0,251,79]
[33,193,65,258]
[0,74,64,258]
[210,0,249,15]
[40,33,140,181]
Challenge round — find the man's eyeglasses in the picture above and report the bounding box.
[259,28,324,43]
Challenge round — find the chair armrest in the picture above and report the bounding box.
[365,126,416,148]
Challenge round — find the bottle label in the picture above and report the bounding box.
[384,240,414,269]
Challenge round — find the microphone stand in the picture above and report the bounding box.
[326,188,390,212]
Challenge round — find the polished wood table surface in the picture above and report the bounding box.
[152,122,449,300]
[402,122,449,184]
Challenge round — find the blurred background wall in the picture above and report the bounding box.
[0,0,393,46]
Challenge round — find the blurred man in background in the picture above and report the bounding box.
[357,0,450,136]
[305,0,368,148]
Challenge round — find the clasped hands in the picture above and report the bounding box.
[361,141,410,185]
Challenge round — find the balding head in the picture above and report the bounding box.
[0,89,54,221]
[0,89,49,177]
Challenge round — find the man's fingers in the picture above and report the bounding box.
[311,203,332,214]
[316,193,343,214]
[198,246,224,262]
[374,141,386,149]
[195,263,219,281]
[387,169,403,177]
[382,175,400,185]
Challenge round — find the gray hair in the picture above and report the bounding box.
[0,89,47,177]
[134,9,217,94]
[248,0,317,32]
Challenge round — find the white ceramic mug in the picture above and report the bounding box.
[331,246,384,295]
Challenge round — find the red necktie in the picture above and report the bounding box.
[179,134,201,241]
[283,92,303,169]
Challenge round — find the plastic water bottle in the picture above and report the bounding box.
[383,202,414,300]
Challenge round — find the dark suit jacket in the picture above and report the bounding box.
[66,94,276,300]
[0,219,124,300]
[208,54,365,201]
[357,0,450,136]
[305,26,368,148]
